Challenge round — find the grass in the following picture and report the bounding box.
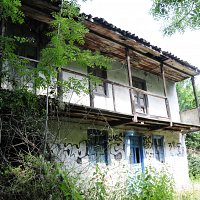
[176,181,200,200]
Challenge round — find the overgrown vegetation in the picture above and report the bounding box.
[176,79,200,112]
[127,168,175,200]
[188,155,200,180]
[0,154,83,200]
[0,155,175,200]
[0,89,46,165]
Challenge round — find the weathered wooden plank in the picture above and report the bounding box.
[22,5,52,24]
[161,63,172,123]
[62,68,167,99]
[112,84,116,112]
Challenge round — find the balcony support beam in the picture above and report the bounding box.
[191,76,200,123]
[160,62,172,125]
[126,48,137,122]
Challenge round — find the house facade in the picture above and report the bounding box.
[2,0,200,189]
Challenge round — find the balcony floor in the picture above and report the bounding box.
[50,102,200,133]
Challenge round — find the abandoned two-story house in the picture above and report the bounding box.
[2,0,200,189]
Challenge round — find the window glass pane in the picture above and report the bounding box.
[153,136,164,162]
[128,136,142,164]
[88,67,107,96]
[88,129,108,164]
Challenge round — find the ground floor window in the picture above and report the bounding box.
[125,133,144,167]
[87,129,108,164]
[153,135,165,163]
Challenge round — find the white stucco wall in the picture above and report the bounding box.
[49,119,189,189]
[180,108,200,125]
[61,61,181,122]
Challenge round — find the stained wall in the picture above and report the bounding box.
[49,119,189,189]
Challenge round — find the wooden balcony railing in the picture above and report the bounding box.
[2,55,170,122]
[62,68,170,121]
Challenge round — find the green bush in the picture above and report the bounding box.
[188,155,200,180]
[0,154,176,200]
[81,166,175,200]
[0,154,83,200]
[127,167,175,200]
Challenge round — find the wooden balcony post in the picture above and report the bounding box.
[160,62,172,123]
[126,48,137,121]
[191,76,200,123]
[89,81,94,107]
[191,76,199,108]
[112,83,116,112]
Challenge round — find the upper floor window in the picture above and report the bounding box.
[132,77,148,114]
[88,67,107,96]
[87,129,108,164]
[153,135,165,163]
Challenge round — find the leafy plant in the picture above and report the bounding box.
[176,79,200,112]
[127,167,175,200]
[188,155,200,180]
[150,0,200,35]
[0,154,83,200]
[37,0,112,93]
[186,132,200,150]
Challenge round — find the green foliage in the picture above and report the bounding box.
[188,155,200,180]
[1,0,112,95]
[0,89,46,165]
[150,0,200,35]
[0,154,83,200]
[127,167,175,200]
[0,0,24,24]
[0,88,40,113]
[81,167,175,200]
[176,78,199,112]
[38,0,112,91]
[186,132,200,150]
[84,165,108,200]
[0,152,176,200]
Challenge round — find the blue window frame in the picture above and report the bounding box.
[125,132,144,170]
[153,135,165,163]
[130,136,143,164]
[87,129,108,164]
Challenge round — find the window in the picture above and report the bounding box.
[132,77,148,114]
[125,134,144,165]
[88,67,107,96]
[87,129,108,164]
[153,135,165,163]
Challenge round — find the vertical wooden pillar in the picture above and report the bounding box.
[126,48,137,122]
[191,76,200,123]
[191,76,199,108]
[89,81,94,107]
[160,62,172,124]
[112,84,116,112]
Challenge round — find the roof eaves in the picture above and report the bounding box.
[83,13,200,75]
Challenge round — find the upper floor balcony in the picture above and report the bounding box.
[5,56,199,132]
[2,0,200,132]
